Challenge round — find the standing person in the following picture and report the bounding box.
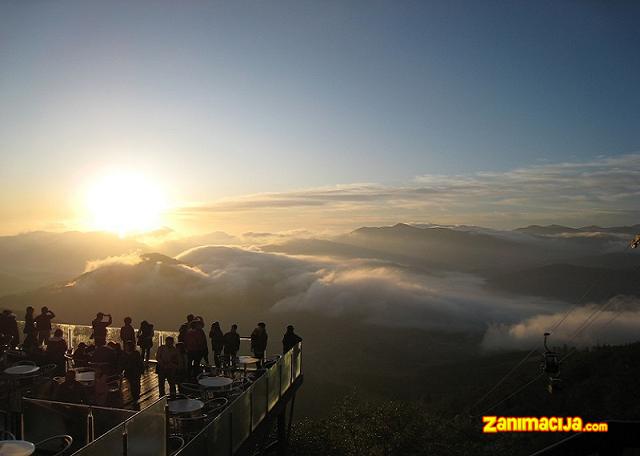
[91,312,112,347]
[223,324,240,367]
[120,317,136,345]
[94,370,109,406]
[24,306,36,343]
[46,328,68,375]
[209,322,224,369]
[122,341,144,402]
[35,306,55,346]
[178,314,194,343]
[1,310,19,348]
[282,325,303,353]
[196,316,209,365]
[137,321,154,367]
[250,322,268,368]
[184,320,207,378]
[156,336,180,396]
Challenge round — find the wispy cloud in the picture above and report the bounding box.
[175,154,640,230]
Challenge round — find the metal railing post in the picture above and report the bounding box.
[86,406,95,444]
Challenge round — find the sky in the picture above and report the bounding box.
[0,1,639,235]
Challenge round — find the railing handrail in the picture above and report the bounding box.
[17,320,253,341]
[22,397,134,414]
[175,341,302,455]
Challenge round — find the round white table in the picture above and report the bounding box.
[3,365,39,376]
[237,356,259,365]
[168,399,204,416]
[198,376,233,389]
[237,356,260,373]
[0,440,35,456]
[75,371,95,383]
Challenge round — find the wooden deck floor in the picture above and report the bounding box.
[115,367,161,410]
[24,365,162,411]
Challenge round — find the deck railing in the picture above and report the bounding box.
[69,397,167,456]
[22,398,136,452]
[175,342,303,455]
[16,321,254,360]
[60,343,301,455]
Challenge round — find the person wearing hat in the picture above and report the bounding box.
[282,325,302,353]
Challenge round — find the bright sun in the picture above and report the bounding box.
[85,171,166,237]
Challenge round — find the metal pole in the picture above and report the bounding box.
[165,403,170,456]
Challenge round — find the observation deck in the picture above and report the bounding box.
[0,322,303,455]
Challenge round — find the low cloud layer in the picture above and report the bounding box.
[482,296,640,350]
[177,154,640,230]
[67,246,569,334]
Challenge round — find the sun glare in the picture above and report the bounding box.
[85,171,166,237]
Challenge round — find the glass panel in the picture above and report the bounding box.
[23,399,89,451]
[280,351,292,396]
[71,424,125,456]
[126,397,167,456]
[175,429,207,455]
[230,392,251,452]
[238,337,252,356]
[292,343,302,379]
[208,413,231,456]
[267,363,280,411]
[251,375,267,430]
[91,407,136,437]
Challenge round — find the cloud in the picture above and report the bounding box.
[70,246,567,333]
[175,154,640,230]
[482,295,640,350]
[83,251,144,273]
[58,244,640,350]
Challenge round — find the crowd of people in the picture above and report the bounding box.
[0,306,303,404]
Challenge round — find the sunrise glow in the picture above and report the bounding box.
[85,171,166,237]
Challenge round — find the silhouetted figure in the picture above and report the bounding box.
[178,314,194,343]
[196,316,209,365]
[94,370,109,406]
[55,370,87,404]
[120,317,136,345]
[35,306,55,346]
[174,342,188,388]
[0,310,19,348]
[108,341,123,371]
[137,320,154,367]
[91,312,112,346]
[92,339,117,370]
[122,341,144,401]
[251,322,268,367]
[185,320,207,378]
[22,306,38,349]
[209,321,224,368]
[46,328,68,375]
[223,324,240,367]
[156,336,180,396]
[282,325,303,353]
[72,342,89,368]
